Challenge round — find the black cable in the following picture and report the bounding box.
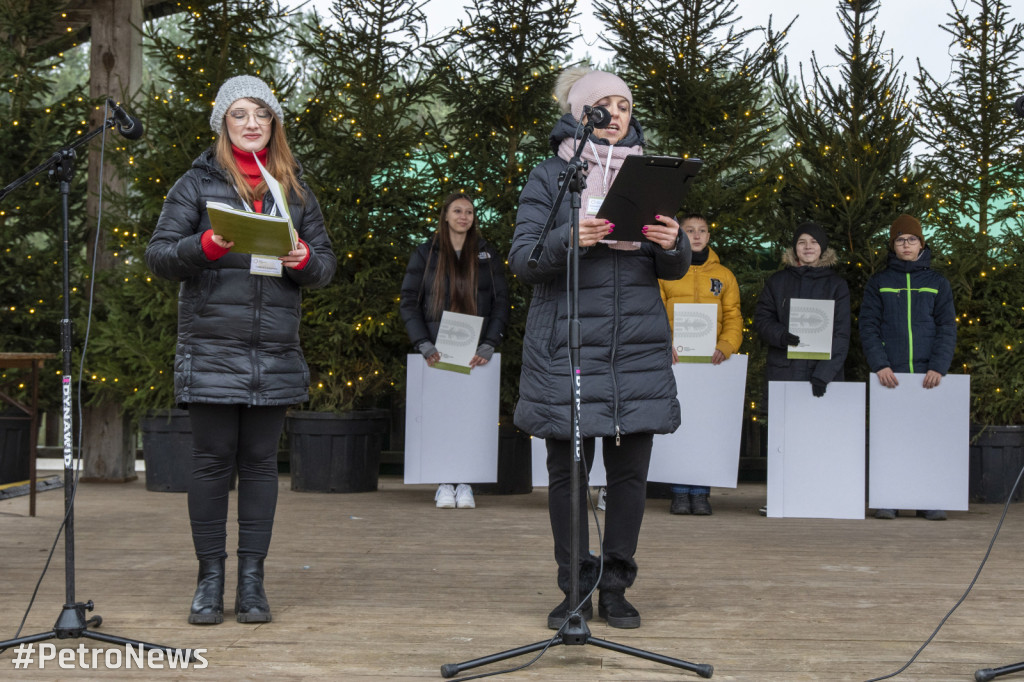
[0,103,110,656]
[865,460,1024,682]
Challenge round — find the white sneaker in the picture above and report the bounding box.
[596,487,607,511]
[454,483,476,509]
[435,484,456,508]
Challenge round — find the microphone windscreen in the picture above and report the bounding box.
[118,116,144,140]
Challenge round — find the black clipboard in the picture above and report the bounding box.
[595,156,703,242]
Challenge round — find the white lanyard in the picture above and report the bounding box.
[587,140,615,193]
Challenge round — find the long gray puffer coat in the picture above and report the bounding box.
[509,117,691,440]
[145,148,336,407]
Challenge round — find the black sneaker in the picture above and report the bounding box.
[874,508,897,519]
[917,509,947,521]
[690,493,712,515]
[669,493,691,515]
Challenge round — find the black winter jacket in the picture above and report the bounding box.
[859,248,956,375]
[753,248,850,384]
[145,148,336,407]
[398,237,509,351]
[509,125,690,440]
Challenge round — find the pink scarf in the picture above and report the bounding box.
[557,137,643,249]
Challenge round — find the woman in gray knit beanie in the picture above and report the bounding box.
[145,74,336,627]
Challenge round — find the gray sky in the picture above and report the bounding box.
[414,0,1024,89]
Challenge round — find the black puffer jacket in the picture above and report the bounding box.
[753,248,850,384]
[399,237,509,350]
[509,118,690,440]
[145,148,336,407]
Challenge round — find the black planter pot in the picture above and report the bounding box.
[141,408,237,493]
[0,407,30,485]
[969,424,1024,503]
[140,409,193,492]
[474,423,533,495]
[287,409,388,493]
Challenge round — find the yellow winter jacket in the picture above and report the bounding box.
[659,247,743,358]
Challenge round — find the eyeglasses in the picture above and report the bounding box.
[227,108,274,126]
[894,236,920,246]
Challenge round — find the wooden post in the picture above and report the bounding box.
[81,0,143,481]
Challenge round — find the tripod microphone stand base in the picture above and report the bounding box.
[440,611,713,679]
[1,600,191,660]
[976,660,1024,681]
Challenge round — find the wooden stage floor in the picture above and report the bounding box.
[2,475,1024,681]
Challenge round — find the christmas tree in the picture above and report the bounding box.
[290,0,440,413]
[770,0,925,276]
[914,0,1024,425]
[0,0,91,410]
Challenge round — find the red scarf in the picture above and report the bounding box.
[231,145,269,212]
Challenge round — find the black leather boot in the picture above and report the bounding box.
[235,556,271,623]
[188,558,225,625]
[598,589,641,629]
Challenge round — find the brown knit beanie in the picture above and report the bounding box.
[890,214,925,249]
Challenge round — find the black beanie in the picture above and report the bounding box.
[793,222,828,252]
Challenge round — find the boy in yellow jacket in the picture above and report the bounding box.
[659,214,743,515]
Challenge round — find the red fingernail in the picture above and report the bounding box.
[608,227,614,233]
[655,214,662,219]
[642,226,649,233]
[608,223,615,228]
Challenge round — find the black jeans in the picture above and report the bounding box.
[187,404,286,561]
[546,433,653,589]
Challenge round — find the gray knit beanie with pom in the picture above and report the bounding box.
[209,75,284,134]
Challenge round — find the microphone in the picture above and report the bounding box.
[106,98,144,140]
[1014,95,1024,118]
[582,104,612,129]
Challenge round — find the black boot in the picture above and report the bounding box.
[690,493,712,516]
[548,555,599,630]
[598,589,641,629]
[235,556,271,623]
[547,594,593,629]
[188,558,225,625]
[669,493,691,515]
[598,556,640,628]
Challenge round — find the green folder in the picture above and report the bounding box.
[206,201,296,256]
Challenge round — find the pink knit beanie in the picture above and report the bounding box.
[566,70,633,122]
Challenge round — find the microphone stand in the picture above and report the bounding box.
[440,119,712,679]
[0,108,188,660]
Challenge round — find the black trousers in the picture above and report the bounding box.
[546,433,653,591]
[187,404,287,561]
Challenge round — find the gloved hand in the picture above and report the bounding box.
[784,332,800,347]
[811,378,827,398]
[418,341,438,360]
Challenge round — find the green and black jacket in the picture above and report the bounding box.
[859,248,956,375]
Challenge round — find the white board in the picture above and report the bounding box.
[404,353,500,484]
[648,355,748,487]
[767,381,865,519]
[868,373,970,511]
